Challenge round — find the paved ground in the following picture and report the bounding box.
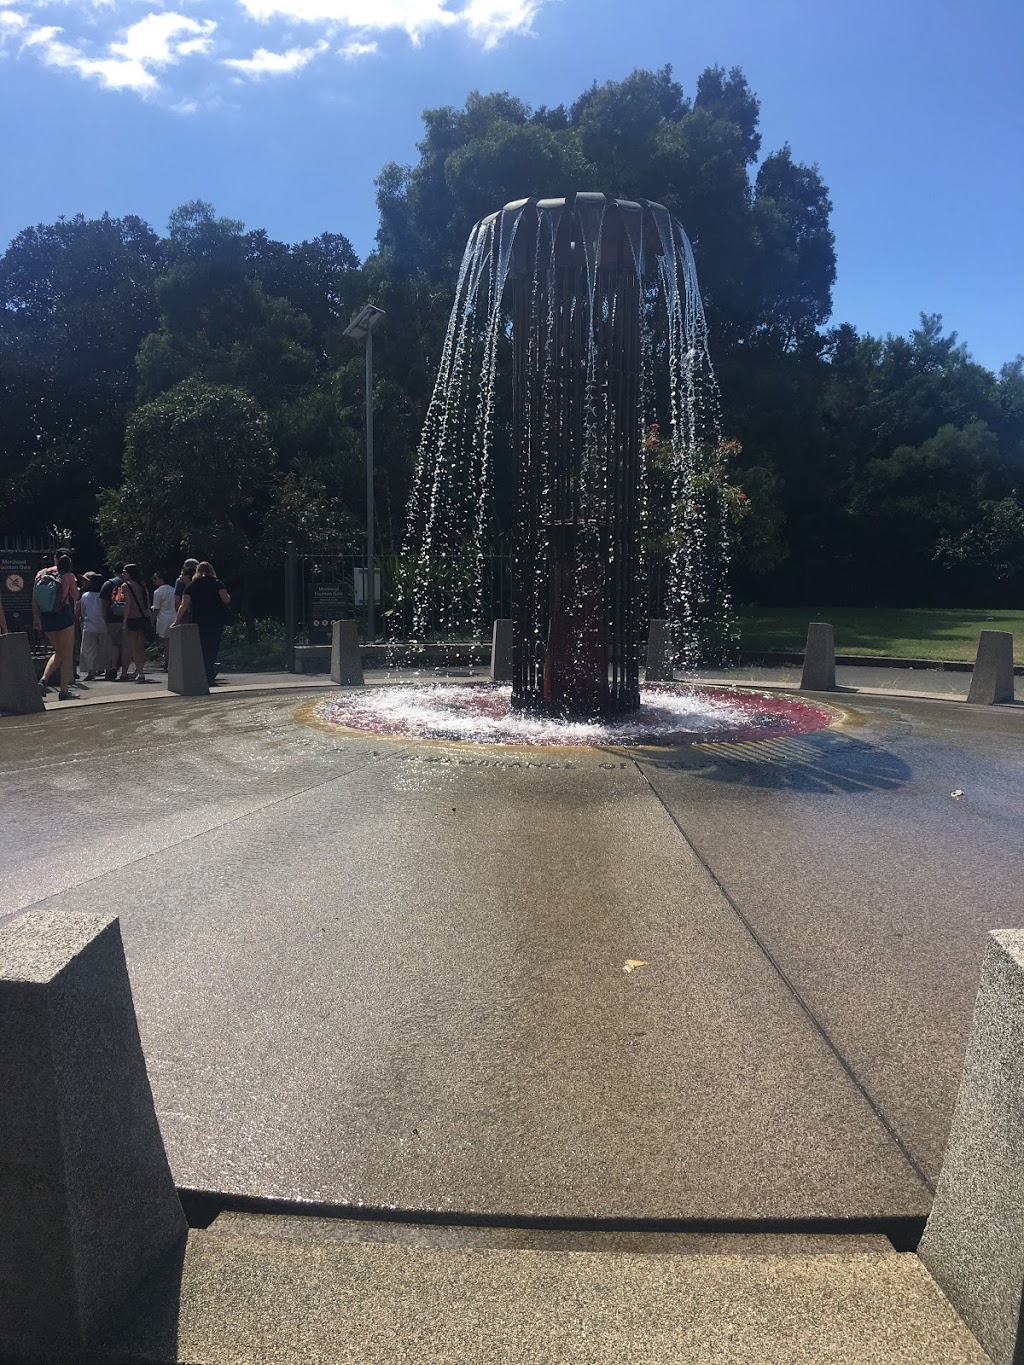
[2,678,1023,1225]
[99,1221,990,1364]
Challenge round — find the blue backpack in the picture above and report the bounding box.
[33,570,62,614]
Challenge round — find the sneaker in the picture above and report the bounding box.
[39,679,50,696]
[57,689,79,701]
[104,670,117,681]
[84,673,96,681]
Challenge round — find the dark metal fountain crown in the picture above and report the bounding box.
[500,193,683,716]
[404,192,716,718]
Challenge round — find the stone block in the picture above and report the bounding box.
[800,622,836,691]
[0,631,45,714]
[490,619,513,683]
[918,930,1024,1365]
[167,622,209,696]
[0,911,187,1360]
[331,620,364,686]
[646,619,675,682]
[967,631,1015,705]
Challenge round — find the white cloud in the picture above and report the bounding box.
[339,37,376,58]
[24,24,157,87]
[110,12,215,65]
[0,7,26,48]
[20,11,214,90]
[460,0,538,46]
[10,0,542,98]
[223,38,325,76]
[237,0,456,44]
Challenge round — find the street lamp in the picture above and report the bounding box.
[343,303,386,642]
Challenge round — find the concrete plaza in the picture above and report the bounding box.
[3,680,1023,1235]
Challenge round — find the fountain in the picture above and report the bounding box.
[317,192,832,747]
[402,192,726,715]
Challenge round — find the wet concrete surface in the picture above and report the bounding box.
[2,686,1022,1222]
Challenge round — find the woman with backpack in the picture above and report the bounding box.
[33,552,79,700]
[120,563,154,684]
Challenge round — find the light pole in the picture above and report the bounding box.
[343,303,385,642]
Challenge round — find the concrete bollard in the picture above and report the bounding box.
[646,619,675,682]
[167,622,209,695]
[0,911,187,1360]
[919,931,1024,1365]
[967,631,1015,705]
[490,619,513,683]
[800,622,836,691]
[331,620,364,686]
[0,631,45,714]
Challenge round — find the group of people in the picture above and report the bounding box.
[0,551,231,702]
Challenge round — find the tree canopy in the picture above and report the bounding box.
[1,65,1021,616]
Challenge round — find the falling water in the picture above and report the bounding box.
[401,193,735,699]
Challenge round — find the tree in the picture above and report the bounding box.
[97,380,274,616]
[0,213,164,560]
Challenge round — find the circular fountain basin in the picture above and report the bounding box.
[313,683,833,748]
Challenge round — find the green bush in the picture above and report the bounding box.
[218,617,286,671]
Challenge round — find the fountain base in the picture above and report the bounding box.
[313,683,833,749]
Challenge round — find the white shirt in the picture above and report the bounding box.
[79,591,106,634]
[153,583,176,627]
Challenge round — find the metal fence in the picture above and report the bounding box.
[282,539,676,670]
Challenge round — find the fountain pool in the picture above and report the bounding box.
[313,684,833,748]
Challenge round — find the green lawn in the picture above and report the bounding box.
[737,607,1024,663]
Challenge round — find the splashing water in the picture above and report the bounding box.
[315,685,831,749]
[401,193,734,708]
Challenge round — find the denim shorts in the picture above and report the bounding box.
[40,604,74,633]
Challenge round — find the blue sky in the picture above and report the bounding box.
[1,0,1021,372]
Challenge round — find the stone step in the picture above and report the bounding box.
[98,1221,990,1364]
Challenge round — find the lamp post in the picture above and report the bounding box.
[343,303,386,642]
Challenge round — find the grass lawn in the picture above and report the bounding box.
[737,607,1024,663]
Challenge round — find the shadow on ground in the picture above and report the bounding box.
[624,730,912,796]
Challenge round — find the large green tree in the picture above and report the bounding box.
[0,213,163,558]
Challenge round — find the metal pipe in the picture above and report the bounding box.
[284,540,297,673]
[365,328,375,643]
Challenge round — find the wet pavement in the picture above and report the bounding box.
[2,682,1023,1223]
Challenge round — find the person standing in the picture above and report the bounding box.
[151,570,176,670]
[77,573,110,680]
[99,564,126,680]
[33,552,79,700]
[172,561,230,685]
[120,563,153,684]
[174,558,198,617]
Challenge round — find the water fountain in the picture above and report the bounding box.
[402,192,725,715]
[317,192,832,746]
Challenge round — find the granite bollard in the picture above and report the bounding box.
[645,619,675,682]
[800,622,836,691]
[331,619,364,686]
[167,622,209,695]
[966,630,1015,705]
[0,630,45,714]
[490,619,513,683]
[0,911,187,1360]
[919,930,1024,1365]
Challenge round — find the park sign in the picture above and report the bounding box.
[1,554,37,630]
[309,576,348,646]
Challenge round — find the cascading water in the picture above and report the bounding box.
[402,192,734,716]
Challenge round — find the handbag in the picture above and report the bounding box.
[127,582,158,643]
